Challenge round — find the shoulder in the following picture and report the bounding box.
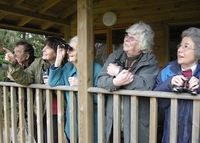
[64,62,74,70]
[160,60,180,77]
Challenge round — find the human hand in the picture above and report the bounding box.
[171,75,186,87]
[3,48,17,64]
[68,77,78,86]
[188,76,199,89]
[107,63,120,76]
[55,46,67,67]
[113,69,133,87]
[43,75,49,85]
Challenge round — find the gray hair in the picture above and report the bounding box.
[181,27,200,60]
[126,21,154,53]
[69,36,78,45]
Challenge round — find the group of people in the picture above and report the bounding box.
[1,21,200,143]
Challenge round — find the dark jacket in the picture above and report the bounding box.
[154,60,200,143]
[97,48,159,143]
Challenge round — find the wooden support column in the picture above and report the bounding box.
[77,0,93,143]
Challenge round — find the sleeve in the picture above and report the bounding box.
[93,62,102,104]
[48,64,65,86]
[8,60,35,85]
[97,52,120,91]
[153,66,174,109]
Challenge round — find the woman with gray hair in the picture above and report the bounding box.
[154,27,200,143]
[97,21,159,143]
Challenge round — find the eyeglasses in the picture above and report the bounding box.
[177,44,194,51]
[124,33,137,41]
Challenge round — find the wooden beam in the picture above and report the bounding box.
[34,0,61,13]
[59,3,77,19]
[0,23,63,36]
[18,17,32,26]
[41,22,55,30]
[0,3,68,26]
[13,0,24,7]
[0,12,6,20]
[77,0,93,143]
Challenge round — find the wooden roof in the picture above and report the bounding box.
[0,0,76,36]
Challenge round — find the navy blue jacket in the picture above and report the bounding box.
[154,60,200,143]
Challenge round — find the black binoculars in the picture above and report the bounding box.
[172,79,197,95]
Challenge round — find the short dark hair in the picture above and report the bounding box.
[15,40,35,57]
[15,40,35,64]
[45,36,67,52]
[45,36,68,66]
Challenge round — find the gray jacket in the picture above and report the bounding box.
[97,48,159,143]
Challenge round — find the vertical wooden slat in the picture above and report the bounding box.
[130,96,138,143]
[70,91,77,143]
[11,87,17,143]
[77,0,93,142]
[113,94,121,143]
[149,97,158,143]
[57,90,65,143]
[36,89,43,143]
[46,89,53,143]
[170,99,178,143]
[0,86,2,143]
[27,88,34,143]
[18,87,25,143]
[98,93,105,143]
[3,86,10,143]
[192,100,200,143]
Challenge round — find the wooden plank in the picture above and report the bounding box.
[113,94,120,143]
[70,91,76,143]
[0,86,2,143]
[46,89,53,143]
[3,86,10,143]
[192,100,200,143]
[27,88,34,143]
[170,99,178,143]
[10,87,17,143]
[130,96,138,143]
[77,0,93,143]
[57,90,65,143]
[149,97,158,143]
[98,93,105,143]
[18,87,25,143]
[36,89,43,143]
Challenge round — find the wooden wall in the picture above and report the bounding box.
[69,0,200,69]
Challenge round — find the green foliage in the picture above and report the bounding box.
[0,29,46,81]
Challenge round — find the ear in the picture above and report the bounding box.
[25,54,30,60]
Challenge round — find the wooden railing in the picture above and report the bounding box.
[0,82,200,143]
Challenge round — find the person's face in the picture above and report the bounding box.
[177,36,197,69]
[14,45,29,65]
[42,45,56,63]
[123,33,140,57]
[68,41,77,64]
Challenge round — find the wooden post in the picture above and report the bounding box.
[77,0,93,143]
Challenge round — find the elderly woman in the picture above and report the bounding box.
[154,27,200,143]
[97,21,159,143]
[48,36,102,143]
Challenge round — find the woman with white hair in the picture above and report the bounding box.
[97,21,159,143]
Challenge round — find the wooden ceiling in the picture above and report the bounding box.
[0,0,77,36]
